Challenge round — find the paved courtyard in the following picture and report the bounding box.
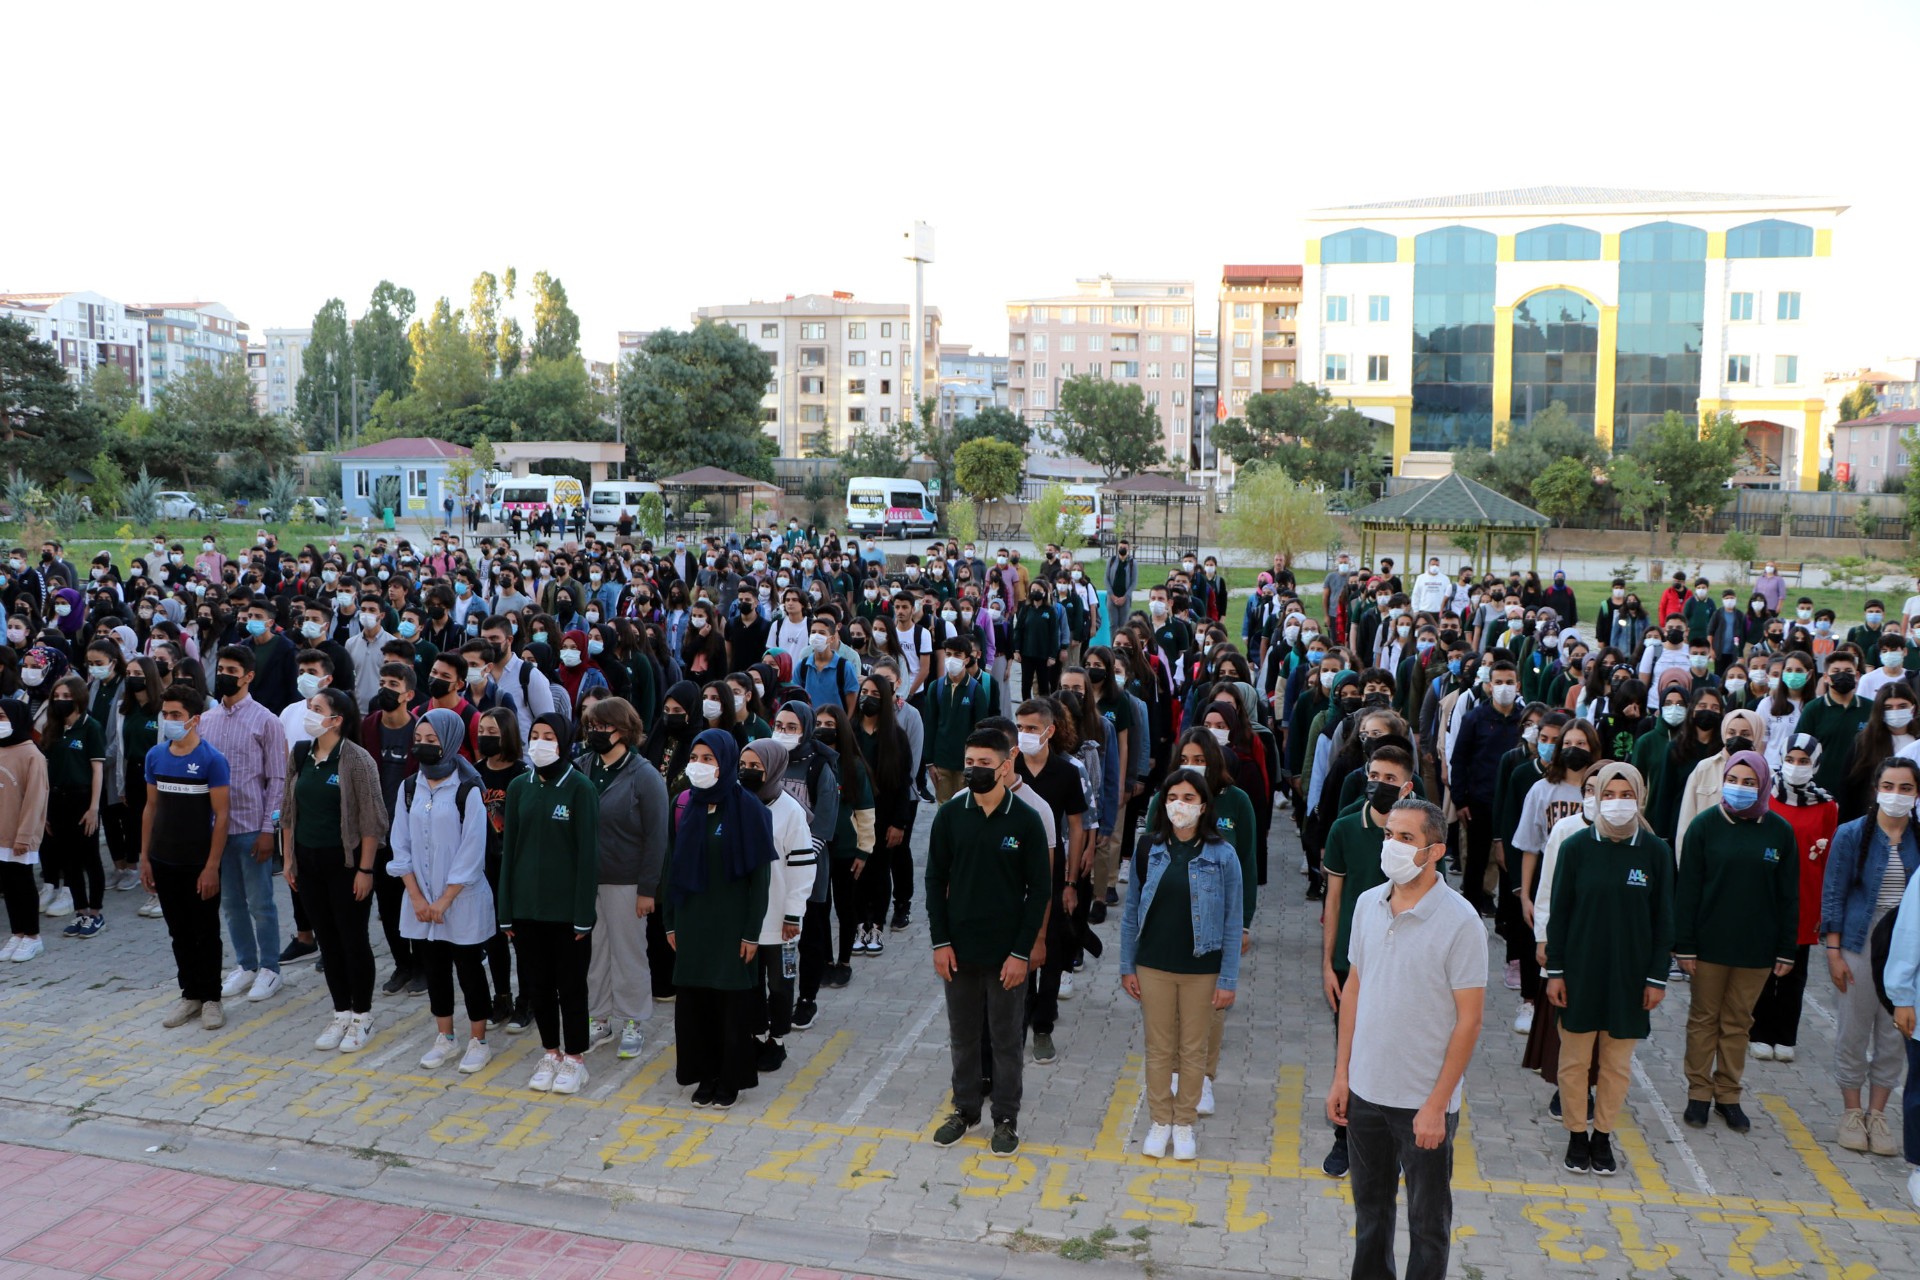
[0,817,1912,1279]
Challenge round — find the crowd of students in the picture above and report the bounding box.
[1,524,1918,1274]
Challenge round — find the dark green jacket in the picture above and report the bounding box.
[922,674,988,771]
[1795,695,1871,794]
[1674,807,1799,969]
[497,764,601,931]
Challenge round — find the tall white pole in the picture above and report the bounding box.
[907,222,935,435]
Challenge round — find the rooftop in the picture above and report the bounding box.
[1313,185,1847,218]
[1837,409,1920,429]
[335,437,473,461]
[1221,264,1304,282]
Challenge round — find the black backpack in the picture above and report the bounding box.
[404,771,480,819]
[1870,902,1902,1017]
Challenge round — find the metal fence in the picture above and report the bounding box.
[1378,477,1908,540]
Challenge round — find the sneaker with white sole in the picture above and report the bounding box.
[528,1051,561,1092]
[1503,959,1522,990]
[1198,1076,1216,1117]
[1142,1123,1171,1158]
[73,915,104,939]
[586,1018,613,1051]
[1867,1110,1901,1157]
[1170,1125,1197,1161]
[247,970,282,1002]
[552,1056,589,1095]
[137,894,164,918]
[338,1013,373,1053]
[220,967,258,1000]
[1907,1166,1920,1208]
[114,867,142,892]
[419,1034,460,1069]
[0,938,17,962]
[10,937,43,963]
[43,887,73,918]
[36,884,55,912]
[457,1038,492,1074]
[618,1021,643,1059]
[161,998,202,1028]
[1750,1042,1775,1061]
[314,1011,353,1050]
[1057,972,1075,1001]
[1774,1045,1795,1062]
[1513,1003,1535,1035]
[199,1001,225,1030]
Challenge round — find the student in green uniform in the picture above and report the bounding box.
[663,728,775,1109]
[1544,761,1672,1176]
[40,675,105,933]
[1674,750,1799,1135]
[1794,651,1869,794]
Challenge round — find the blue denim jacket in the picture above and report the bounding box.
[1819,814,1920,952]
[1119,834,1243,990]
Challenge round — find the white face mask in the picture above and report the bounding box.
[1319,671,1337,690]
[1165,799,1203,831]
[1017,730,1044,756]
[772,730,801,751]
[1885,708,1914,731]
[296,673,325,699]
[20,667,45,687]
[1876,791,1916,819]
[301,709,329,738]
[1662,704,1687,726]
[1209,726,1231,746]
[945,657,966,679]
[733,695,747,714]
[1490,684,1518,707]
[1581,795,1598,822]
[701,698,723,721]
[1598,798,1640,826]
[685,760,719,790]
[559,649,582,667]
[1780,761,1815,787]
[527,738,561,768]
[1379,838,1423,885]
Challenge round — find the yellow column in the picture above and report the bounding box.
[1601,233,1620,261]
[1801,406,1823,491]
[1492,304,1514,446]
[1305,239,1321,266]
[1397,237,1415,264]
[1706,230,1726,260]
[1814,229,1832,258]
[1394,401,1412,470]
[1595,305,1618,452]
[1496,235,1515,263]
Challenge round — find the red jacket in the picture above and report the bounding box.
[1768,793,1838,945]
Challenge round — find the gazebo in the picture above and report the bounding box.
[1346,473,1551,575]
[657,466,783,538]
[1101,472,1205,560]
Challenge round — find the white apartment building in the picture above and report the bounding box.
[937,343,1009,427]
[132,300,247,392]
[1005,275,1195,459]
[0,290,152,406]
[692,293,941,457]
[248,327,311,417]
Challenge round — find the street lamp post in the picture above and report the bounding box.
[906,222,934,428]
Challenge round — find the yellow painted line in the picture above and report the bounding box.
[1269,1063,1303,1175]
[1760,1094,1868,1214]
[1092,1052,1143,1159]
[1610,1111,1670,1194]
[1452,1102,1486,1191]
[616,1043,677,1100]
[762,1030,851,1126]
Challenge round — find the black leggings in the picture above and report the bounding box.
[1021,657,1059,700]
[829,859,863,965]
[890,801,917,911]
[512,920,591,1054]
[645,911,676,1000]
[421,939,492,1024]
[296,844,376,1014]
[44,788,103,912]
[858,847,892,932]
[1,862,38,935]
[798,898,832,1000]
[482,849,513,1000]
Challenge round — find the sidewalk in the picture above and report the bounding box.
[0,1143,879,1280]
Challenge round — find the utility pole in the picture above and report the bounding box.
[906,222,934,435]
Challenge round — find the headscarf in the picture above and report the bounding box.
[526,641,561,685]
[21,644,68,703]
[1720,749,1772,820]
[1219,679,1260,729]
[0,700,31,748]
[1589,760,1649,839]
[1655,668,1692,707]
[1719,708,1766,757]
[50,587,85,637]
[531,711,574,778]
[743,736,790,804]
[111,625,140,663]
[419,706,479,785]
[669,728,776,904]
[1773,732,1832,807]
[658,680,702,738]
[555,628,600,699]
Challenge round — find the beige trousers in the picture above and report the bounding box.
[1684,962,1770,1103]
[1556,1026,1636,1133]
[1138,966,1216,1127]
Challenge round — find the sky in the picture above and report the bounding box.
[10,0,1920,373]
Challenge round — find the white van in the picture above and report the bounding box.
[497,474,586,523]
[588,480,661,526]
[1058,484,1111,545]
[845,476,936,537]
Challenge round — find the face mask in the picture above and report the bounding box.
[466,666,489,689]
[1150,600,1167,617]
[51,603,72,619]
[1661,703,1688,726]
[1446,657,1462,675]
[170,554,184,565]
[1829,671,1858,694]
[412,743,445,767]
[1015,730,1046,756]
[1582,795,1598,822]
[1378,838,1423,885]
[527,739,561,768]
[1320,672,1337,691]
[700,698,723,721]
[159,718,189,742]
[360,612,382,630]
[1165,799,1203,830]
[1782,670,1809,690]
[1883,652,1905,670]
[1780,761,1815,787]
[733,695,747,714]
[1796,607,1812,620]
[1725,678,1747,696]
[1814,620,1833,634]
[1721,783,1758,810]
[1490,684,1518,707]
[945,657,966,679]
[1396,625,1411,639]
[1561,746,1594,772]
[1689,656,1710,673]
[1598,798,1639,826]
[1751,674,1771,691]
[1886,709,1914,731]
[1366,779,1401,814]
[1867,611,1885,625]
[964,764,1000,794]
[1535,740,1556,762]
[1876,792,1917,818]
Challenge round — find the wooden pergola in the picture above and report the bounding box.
[1101,471,1204,560]
[1346,473,1550,576]
[657,466,782,536]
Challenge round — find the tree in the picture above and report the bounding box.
[839,420,917,478]
[1218,465,1336,572]
[1606,453,1668,559]
[531,271,580,363]
[486,353,608,441]
[80,363,137,420]
[1837,381,1879,423]
[953,437,1024,500]
[1631,410,1745,533]
[617,322,774,480]
[0,317,103,484]
[954,404,1030,449]
[1024,482,1085,554]
[355,280,416,403]
[152,357,297,484]
[1529,456,1597,524]
[1214,383,1328,465]
[469,270,503,379]
[407,298,489,414]
[298,297,353,447]
[1454,402,1608,505]
[497,267,522,377]
[1052,374,1165,481]
[1217,384,1383,491]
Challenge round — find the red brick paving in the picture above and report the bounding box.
[0,1144,871,1280]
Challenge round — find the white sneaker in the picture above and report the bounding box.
[1774,1045,1796,1063]
[618,1020,643,1059]
[528,1051,561,1092]
[1750,1042,1775,1061]
[1142,1123,1171,1158]
[314,1011,353,1050]
[1908,1166,1920,1209]
[1513,1003,1535,1035]
[1198,1076,1216,1117]
[338,1013,373,1053]
[138,895,164,919]
[1058,972,1075,1001]
[247,970,283,1002]
[0,937,18,963]
[457,1038,492,1074]
[10,937,43,963]
[37,883,55,912]
[1170,1125,1197,1161]
[44,887,73,918]
[586,1017,613,1051]
[419,1034,460,1069]
[221,967,258,1000]
[552,1056,589,1095]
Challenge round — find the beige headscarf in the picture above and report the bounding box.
[1589,760,1650,839]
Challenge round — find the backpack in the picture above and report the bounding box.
[404,771,480,820]
[1870,902,1902,1017]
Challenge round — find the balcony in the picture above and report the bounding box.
[1261,333,1297,351]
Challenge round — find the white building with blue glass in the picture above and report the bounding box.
[1298,187,1846,489]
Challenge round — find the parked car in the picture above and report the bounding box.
[256,495,331,524]
[156,492,207,521]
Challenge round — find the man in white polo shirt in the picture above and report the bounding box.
[1327,796,1486,1280]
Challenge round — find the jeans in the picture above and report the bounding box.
[219,831,280,973]
[943,961,1027,1124]
[1347,1092,1457,1280]
[1904,1038,1920,1164]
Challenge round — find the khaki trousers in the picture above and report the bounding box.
[1139,966,1216,1126]
[1206,1004,1228,1080]
[932,767,964,805]
[1556,1025,1636,1133]
[1684,962,1770,1103]
[1092,828,1125,898]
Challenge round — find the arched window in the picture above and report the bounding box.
[1614,222,1707,451]
[1514,223,1602,261]
[1725,219,1814,258]
[1319,228,1398,264]
[1510,290,1600,431]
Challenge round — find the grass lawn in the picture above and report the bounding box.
[5,521,345,562]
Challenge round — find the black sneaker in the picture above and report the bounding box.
[933,1110,979,1147]
[1549,1089,1562,1119]
[1588,1131,1617,1175]
[890,906,910,932]
[1087,900,1107,925]
[1104,887,1119,907]
[506,997,533,1035]
[1716,1103,1752,1133]
[1321,1131,1349,1178]
[824,964,852,989]
[1305,874,1326,902]
[279,938,318,964]
[713,1087,739,1110]
[756,1038,787,1073]
[381,967,412,996]
[405,972,429,996]
[1683,1100,1710,1128]
[1564,1130,1592,1173]
[691,1082,717,1107]
[790,999,817,1030]
[989,1120,1020,1156]
[491,993,514,1025]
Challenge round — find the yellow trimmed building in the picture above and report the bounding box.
[1297,187,1846,489]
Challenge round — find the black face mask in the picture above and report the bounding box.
[1366,779,1401,815]
[857,695,882,717]
[737,766,765,792]
[125,677,146,693]
[372,688,402,713]
[1693,708,1723,730]
[476,735,502,758]
[1560,746,1594,772]
[584,728,616,754]
[213,673,241,698]
[1086,666,1108,685]
[664,712,688,729]
[1665,631,1685,645]
[49,699,74,719]
[1336,697,1361,716]
[965,764,1000,794]
[1722,736,1753,756]
[427,677,454,699]
[413,744,444,766]
[814,725,838,745]
[1829,670,1858,694]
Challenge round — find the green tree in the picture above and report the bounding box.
[530,271,581,363]
[1214,383,1328,465]
[945,496,978,546]
[1454,402,1609,505]
[354,280,416,403]
[1218,465,1336,572]
[1605,453,1669,558]
[0,317,103,484]
[1219,384,1384,491]
[1529,456,1597,524]
[497,267,522,377]
[1837,382,1879,423]
[839,419,918,478]
[1631,410,1745,533]
[486,353,608,441]
[80,363,137,420]
[407,298,489,414]
[953,437,1024,500]
[469,270,504,379]
[1023,482,1084,554]
[954,404,1030,449]
[299,297,353,447]
[1052,375,1165,481]
[617,322,775,480]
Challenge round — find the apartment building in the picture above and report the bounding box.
[1216,265,1302,419]
[936,343,1008,427]
[1005,275,1196,458]
[0,290,152,406]
[692,292,941,456]
[248,327,311,417]
[131,300,247,392]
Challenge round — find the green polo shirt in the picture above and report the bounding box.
[1323,803,1389,974]
[926,788,1050,967]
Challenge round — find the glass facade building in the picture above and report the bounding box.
[1410,227,1496,450]
[1613,221,1706,450]
[1511,288,1600,429]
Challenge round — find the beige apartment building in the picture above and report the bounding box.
[692,293,940,457]
[1217,265,1302,418]
[1005,275,1195,457]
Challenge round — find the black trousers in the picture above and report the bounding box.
[152,859,222,1003]
[675,986,759,1089]
[297,844,375,1014]
[829,859,862,965]
[797,899,832,1001]
[1459,809,1495,912]
[754,947,794,1039]
[1,862,39,935]
[512,920,591,1054]
[946,962,1026,1125]
[890,801,917,912]
[102,761,142,865]
[44,788,103,911]
[645,911,677,1000]
[1020,658,1059,700]
[859,847,892,931]
[373,845,416,972]
[482,848,513,1000]
[421,938,492,1024]
[1349,1093,1457,1280]
[1750,942,1811,1048]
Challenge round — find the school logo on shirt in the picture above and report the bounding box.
[1000,836,1021,851]
[1218,818,1235,832]
[1626,868,1648,888]
[551,804,571,821]
[326,775,340,788]
[1762,847,1780,863]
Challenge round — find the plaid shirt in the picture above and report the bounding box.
[196,694,288,835]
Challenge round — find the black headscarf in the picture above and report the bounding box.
[669,728,776,904]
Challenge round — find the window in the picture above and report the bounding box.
[1059,334,1075,352]
[800,322,826,339]
[1173,390,1186,406]
[800,346,825,367]
[1726,219,1815,258]
[765,380,779,395]
[1514,223,1602,261]
[1729,292,1754,321]
[1173,362,1186,379]
[1148,306,1163,324]
[1147,334,1161,351]
[407,468,428,499]
[1113,335,1139,351]
[1233,303,1254,321]
[1272,303,1298,321]
[735,324,747,337]
[880,379,891,394]
[848,322,866,339]
[1320,227,1398,263]
[1011,335,1025,352]
[1146,390,1160,406]
[848,407,865,424]
[1032,334,1047,352]
[1325,296,1349,323]
[800,376,825,394]
[1033,362,1047,379]
[847,351,867,366]
[1368,295,1391,323]
[1088,335,1104,352]
[1367,355,1390,382]
[1033,389,1047,410]
[799,405,825,423]
[1112,305,1139,322]
[760,323,779,338]
[1172,336,1187,352]
[1084,306,1103,324]
[1231,388,1249,406]
[1324,354,1349,381]
[1726,354,1752,383]
[1060,363,1073,377]
[1170,308,1188,326]
[880,407,892,423]
[881,322,893,337]
[354,471,371,498]
[1777,291,1801,320]
[1774,355,1799,385]
[847,379,866,394]
[1147,363,1161,379]
[880,351,892,366]
[1231,360,1251,377]
[1233,332,1252,349]
[1110,361,1139,378]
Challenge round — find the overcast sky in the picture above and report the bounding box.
[12,1,1917,373]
